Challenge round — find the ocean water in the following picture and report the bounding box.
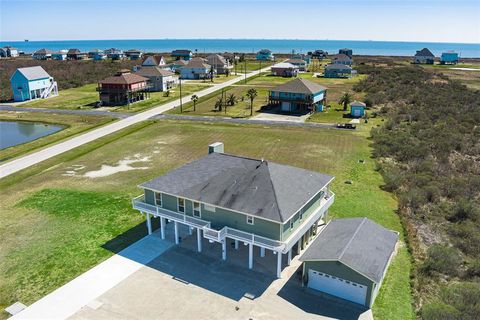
[1,39,479,58]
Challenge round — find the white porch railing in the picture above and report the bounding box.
[132,191,334,253]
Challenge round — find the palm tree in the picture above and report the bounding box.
[227,94,237,106]
[210,66,215,82]
[191,94,198,111]
[338,92,353,111]
[215,97,223,111]
[246,88,258,116]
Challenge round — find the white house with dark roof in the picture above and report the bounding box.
[413,48,435,64]
[206,54,232,74]
[300,217,398,307]
[133,142,335,278]
[10,66,58,102]
[0,46,19,58]
[134,67,178,92]
[32,48,53,60]
[332,54,353,66]
[180,60,213,79]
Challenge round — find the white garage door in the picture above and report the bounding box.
[353,109,361,117]
[308,269,367,305]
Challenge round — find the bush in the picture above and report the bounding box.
[422,245,461,276]
[421,302,461,320]
[446,200,480,223]
[466,259,480,278]
[440,282,480,320]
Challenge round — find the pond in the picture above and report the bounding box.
[0,120,65,150]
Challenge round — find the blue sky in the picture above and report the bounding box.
[1,0,479,43]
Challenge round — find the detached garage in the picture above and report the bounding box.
[300,217,398,308]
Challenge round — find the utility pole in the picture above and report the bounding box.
[244,59,247,84]
[179,77,183,113]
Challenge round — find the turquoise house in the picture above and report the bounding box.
[350,101,366,117]
[133,142,335,278]
[269,78,327,114]
[256,49,274,61]
[440,52,459,65]
[10,66,58,102]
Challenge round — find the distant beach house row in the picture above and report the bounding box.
[10,66,58,102]
[26,48,144,61]
[412,47,460,65]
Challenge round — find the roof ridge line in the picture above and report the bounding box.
[338,217,367,260]
[265,161,283,223]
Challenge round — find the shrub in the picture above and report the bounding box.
[421,302,460,320]
[421,245,461,276]
[440,282,480,320]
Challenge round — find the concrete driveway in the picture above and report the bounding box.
[67,223,369,320]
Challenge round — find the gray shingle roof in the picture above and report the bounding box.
[332,54,352,61]
[300,218,398,283]
[135,66,175,77]
[183,60,211,69]
[139,152,333,223]
[271,78,327,95]
[17,66,51,80]
[415,48,435,57]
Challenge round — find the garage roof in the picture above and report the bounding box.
[300,218,398,283]
[139,152,333,223]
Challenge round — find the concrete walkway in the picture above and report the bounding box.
[0,68,269,179]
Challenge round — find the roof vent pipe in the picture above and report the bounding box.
[208,142,224,154]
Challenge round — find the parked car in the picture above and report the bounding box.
[337,123,356,129]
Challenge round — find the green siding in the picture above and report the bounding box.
[281,190,325,241]
[303,260,375,307]
[144,189,155,206]
[161,193,179,212]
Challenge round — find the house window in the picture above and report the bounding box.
[246,216,254,225]
[290,220,294,230]
[154,192,162,207]
[299,211,304,221]
[193,202,201,217]
[177,198,185,213]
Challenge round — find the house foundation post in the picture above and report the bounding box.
[189,227,193,236]
[174,221,179,244]
[222,240,227,260]
[197,228,202,252]
[297,239,302,255]
[160,217,165,239]
[248,243,253,269]
[287,249,292,265]
[146,212,152,235]
[276,251,282,278]
[260,247,265,257]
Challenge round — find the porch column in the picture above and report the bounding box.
[174,221,179,245]
[276,251,282,278]
[248,243,253,269]
[189,227,193,236]
[146,212,152,235]
[160,217,165,239]
[197,228,202,252]
[234,240,239,250]
[287,249,292,266]
[297,239,302,255]
[260,247,265,257]
[222,240,227,261]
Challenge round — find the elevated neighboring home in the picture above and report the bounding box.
[350,101,366,117]
[310,49,327,60]
[67,49,88,60]
[332,54,353,66]
[285,58,308,71]
[88,49,107,61]
[339,48,353,59]
[292,53,311,64]
[324,64,353,78]
[10,66,58,102]
[413,48,435,64]
[32,48,53,60]
[97,70,150,106]
[256,49,274,61]
[440,51,459,65]
[171,49,193,61]
[105,48,125,60]
[0,46,19,58]
[206,54,232,74]
[52,50,68,60]
[134,67,178,92]
[141,55,167,67]
[300,218,398,307]
[132,142,335,278]
[125,49,143,60]
[180,60,213,79]
[269,78,327,113]
[271,62,299,77]
[168,59,188,73]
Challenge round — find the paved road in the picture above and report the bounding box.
[0,105,131,119]
[156,114,337,129]
[0,69,268,179]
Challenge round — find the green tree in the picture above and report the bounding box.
[191,94,198,111]
[338,92,353,111]
[227,94,237,106]
[215,97,223,111]
[246,88,258,116]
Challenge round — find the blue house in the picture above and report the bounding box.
[10,66,58,102]
[440,51,459,65]
[89,49,107,61]
[324,64,352,78]
[171,49,193,61]
[350,101,366,118]
[269,78,327,113]
[52,50,68,60]
[256,49,274,61]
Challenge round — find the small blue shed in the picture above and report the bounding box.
[350,101,366,118]
[440,52,459,65]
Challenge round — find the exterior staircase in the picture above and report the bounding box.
[41,81,57,99]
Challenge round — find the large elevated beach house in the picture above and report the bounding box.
[269,78,327,113]
[133,143,335,278]
[97,70,150,106]
[10,66,58,102]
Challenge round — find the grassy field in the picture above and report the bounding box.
[166,85,270,118]
[232,59,275,73]
[20,83,210,113]
[0,119,413,319]
[0,112,114,162]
